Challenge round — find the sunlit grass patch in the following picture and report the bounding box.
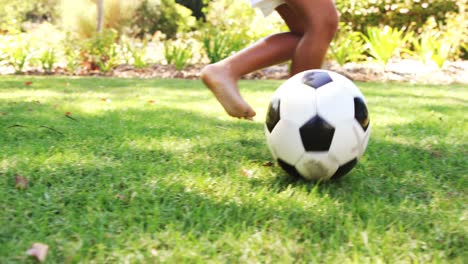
[0,76,466,263]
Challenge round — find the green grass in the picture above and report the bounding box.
[0,76,466,263]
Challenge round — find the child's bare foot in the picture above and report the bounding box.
[201,63,256,120]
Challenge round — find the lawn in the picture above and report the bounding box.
[0,76,466,263]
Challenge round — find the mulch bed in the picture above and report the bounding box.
[107,60,468,85]
[2,59,468,84]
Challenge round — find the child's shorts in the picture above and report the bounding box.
[250,0,285,16]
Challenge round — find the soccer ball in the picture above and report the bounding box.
[264,70,371,181]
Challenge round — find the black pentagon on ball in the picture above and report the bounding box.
[354,97,370,131]
[277,158,302,179]
[265,98,281,133]
[302,71,333,89]
[330,158,357,180]
[299,116,335,151]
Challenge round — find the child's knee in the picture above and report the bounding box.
[308,10,339,41]
[324,11,339,39]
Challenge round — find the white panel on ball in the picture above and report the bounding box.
[268,119,305,165]
[296,152,339,180]
[264,127,278,160]
[354,122,371,158]
[279,84,317,126]
[316,88,354,127]
[328,121,360,164]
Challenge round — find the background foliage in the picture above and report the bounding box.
[0,0,466,72]
[336,0,460,31]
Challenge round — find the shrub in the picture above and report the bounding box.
[328,23,366,65]
[62,32,82,73]
[200,0,285,63]
[132,0,196,39]
[120,36,148,68]
[164,38,193,70]
[59,0,98,39]
[38,48,56,73]
[1,34,31,73]
[202,0,285,43]
[442,10,468,61]
[361,26,412,64]
[202,29,247,64]
[0,0,59,31]
[0,0,34,33]
[409,13,467,67]
[80,29,120,72]
[25,0,60,24]
[0,40,6,66]
[59,0,139,39]
[412,31,454,68]
[336,0,459,33]
[176,0,205,19]
[462,43,468,60]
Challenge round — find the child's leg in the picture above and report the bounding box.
[281,0,339,74]
[201,0,338,119]
[201,32,300,119]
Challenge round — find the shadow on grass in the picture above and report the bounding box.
[0,78,465,261]
[2,136,464,261]
[1,85,464,194]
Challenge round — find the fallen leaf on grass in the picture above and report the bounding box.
[241,167,254,177]
[7,124,27,129]
[65,112,78,121]
[15,174,28,190]
[262,161,274,167]
[26,243,49,262]
[24,81,33,86]
[148,100,156,104]
[39,125,63,135]
[116,194,126,201]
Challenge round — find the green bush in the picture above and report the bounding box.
[38,48,56,73]
[202,29,247,63]
[202,0,285,42]
[25,0,59,24]
[0,0,59,33]
[59,0,139,39]
[462,43,468,60]
[120,36,148,68]
[336,0,460,32]
[442,10,468,61]
[409,15,466,67]
[0,1,34,33]
[176,0,205,19]
[59,0,195,39]
[199,0,285,63]
[328,23,366,65]
[133,0,196,39]
[62,32,82,73]
[80,29,120,72]
[1,34,31,73]
[361,26,412,64]
[164,38,193,70]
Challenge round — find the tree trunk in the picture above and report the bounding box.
[96,0,104,33]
